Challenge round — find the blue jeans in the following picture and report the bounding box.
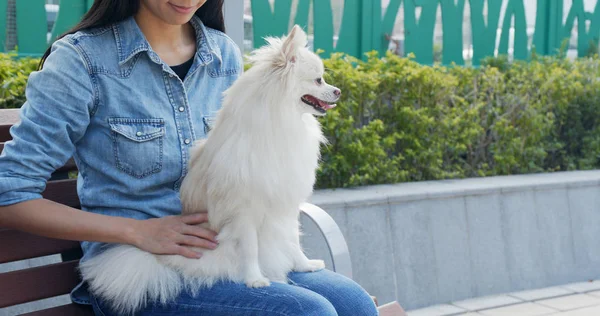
[91,269,378,315]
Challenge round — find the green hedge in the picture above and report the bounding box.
[0,54,39,109]
[3,53,600,189]
[318,52,600,188]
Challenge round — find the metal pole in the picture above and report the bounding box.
[224,0,245,52]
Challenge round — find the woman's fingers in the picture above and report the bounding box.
[173,245,203,259]
[134,215,220,258]
[178,235,218,250]
[180,224,218,242]
[180,212,209,225]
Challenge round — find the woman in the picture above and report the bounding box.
[0,0,377,315]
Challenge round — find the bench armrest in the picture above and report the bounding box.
[299,203,353,279]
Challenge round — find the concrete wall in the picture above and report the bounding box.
[300,171,600,310]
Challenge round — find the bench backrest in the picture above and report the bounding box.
[0,109,93,315]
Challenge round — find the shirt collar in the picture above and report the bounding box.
[113,15,222,67]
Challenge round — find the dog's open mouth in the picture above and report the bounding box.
[301,95,337,114]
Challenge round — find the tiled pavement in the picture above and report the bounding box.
[407,281,600,316]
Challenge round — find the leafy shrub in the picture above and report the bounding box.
[3,52,600,189]
[0,54,39,109]
[317,52,600,188]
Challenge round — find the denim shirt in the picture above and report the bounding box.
[0,16,242,304]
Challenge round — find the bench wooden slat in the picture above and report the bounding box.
[0,260,81,308]
[0,229,81,264]
[20,303,94,316]
[0,125,11,142]
[0,143,78,174]
[42,179,80,208]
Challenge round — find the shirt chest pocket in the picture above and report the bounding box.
[108,118,165,178]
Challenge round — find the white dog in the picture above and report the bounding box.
[80,25,341,314]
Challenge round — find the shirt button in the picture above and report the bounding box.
[178,106,185,112]
[184,139,191,144]
[136,131,143,137]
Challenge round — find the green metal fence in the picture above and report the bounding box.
[0,0,92,56]
[250,0,600,65]
[1,0,599,65]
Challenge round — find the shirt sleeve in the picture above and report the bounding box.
[0,38,95,206]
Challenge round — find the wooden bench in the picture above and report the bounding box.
[0,108,406,316]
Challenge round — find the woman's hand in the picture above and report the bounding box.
[130,212,218,259]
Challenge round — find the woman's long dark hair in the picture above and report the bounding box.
[39,0,225,69]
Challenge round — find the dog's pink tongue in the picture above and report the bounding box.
[318,100,337,110]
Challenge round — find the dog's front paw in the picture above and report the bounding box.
[245,276,270,288]
[294,259,326,272]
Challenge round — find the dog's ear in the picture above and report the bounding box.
[281,25,307,64]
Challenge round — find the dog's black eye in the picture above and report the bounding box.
[315,78,322,85]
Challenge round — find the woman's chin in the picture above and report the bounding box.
[164,15,195,26]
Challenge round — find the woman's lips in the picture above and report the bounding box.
[169,3,195,14]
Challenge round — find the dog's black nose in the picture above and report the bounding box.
[334,89,341,97]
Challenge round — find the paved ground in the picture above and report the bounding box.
[406,280,600,316]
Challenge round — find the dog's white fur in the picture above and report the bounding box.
[80,25,341,314]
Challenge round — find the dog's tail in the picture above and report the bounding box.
[79,245,181,315]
